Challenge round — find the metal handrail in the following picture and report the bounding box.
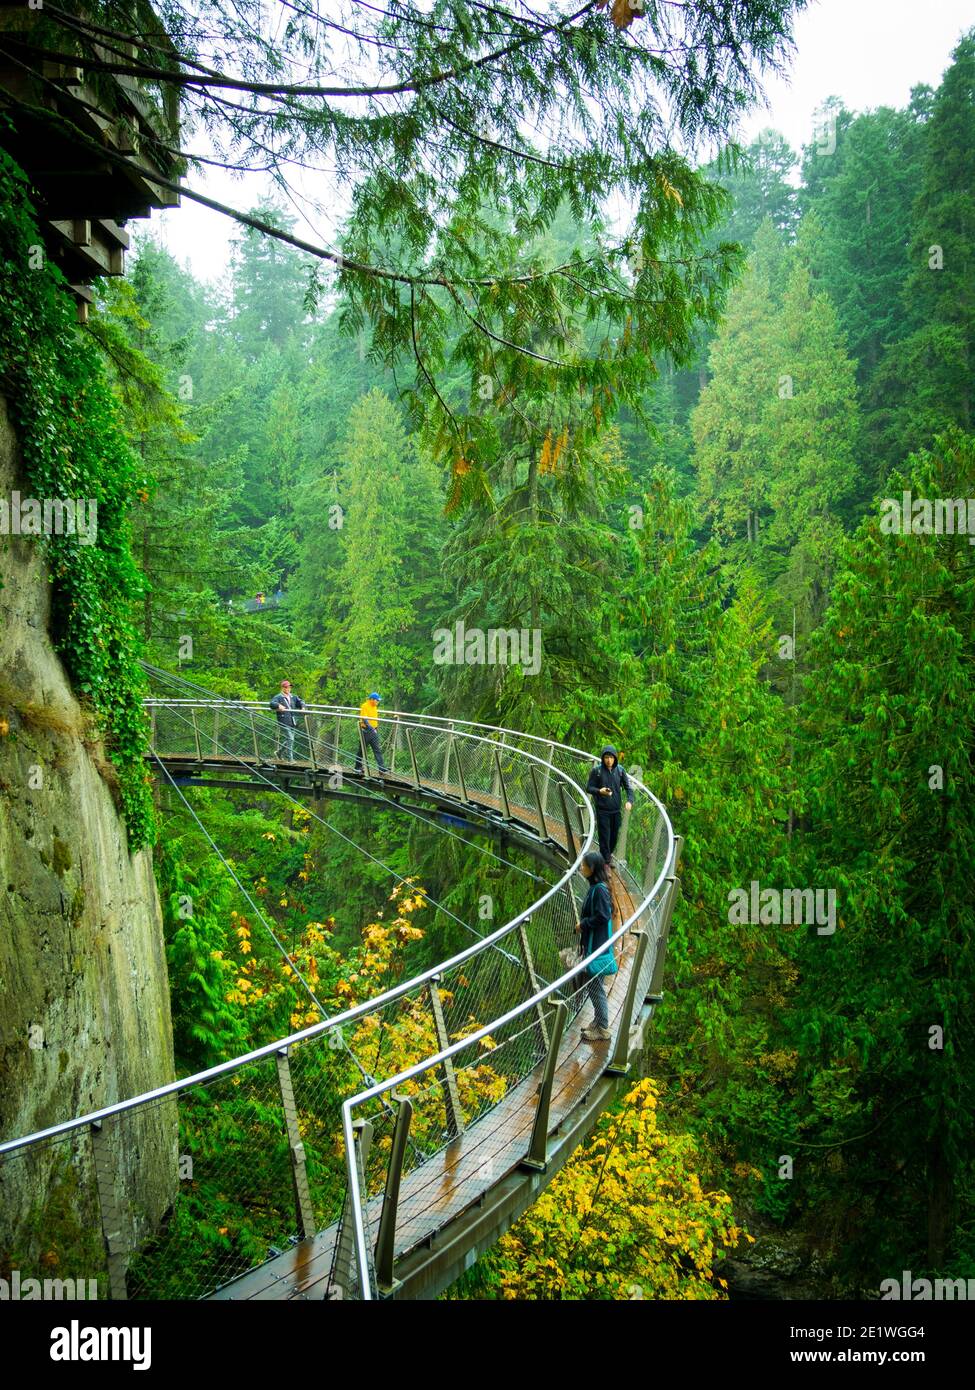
[341,869,675,1297]
[0,708,596,1158]
[3,694,675,1305]
[142,695,672,869]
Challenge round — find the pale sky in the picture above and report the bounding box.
[145,0,973,285]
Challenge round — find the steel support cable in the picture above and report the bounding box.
[141,662,234,699]
[145,667,619,888]
[152,701,539,1071]
[343,776,549,884]
[1,746,596,1172]
[152,699,537,977]
[153,751,419,1152]
[248,714,550,986]
[150,699,574,1154]
[155,703,572,1172]
[143,664,672,884]
[153,702,485,945]
[153,752,325,1013]
[149,686,630,1020]
[142,666,549,884]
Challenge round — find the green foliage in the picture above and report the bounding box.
[605,472,795,1172]
[793,429,975,1279]
[703,129,800,249]
[868,33,975,472]
[0,148,153,846]
[158,841,248,1071]
[11,1,971,1299]
[693,220,860,637]
[314,388,447,707]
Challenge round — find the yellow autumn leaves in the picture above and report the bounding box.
[539,425,570,476]
[453,1078,749,1300]
[597,0,644,34]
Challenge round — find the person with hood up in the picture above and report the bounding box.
[585,744,633,866]
[354,691,388,774]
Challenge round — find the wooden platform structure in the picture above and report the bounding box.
[209,874,643,1301]
[0,696,677,1303]
[145,701,679,1300]
[0,0,184,315]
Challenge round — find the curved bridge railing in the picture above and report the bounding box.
[0,698,678,1302]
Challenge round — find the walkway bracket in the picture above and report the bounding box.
[529,763,549,841]
[605,928,650,1075]
[442,723,454,787]
[276,1046,316,1241]
[429,974,464,1140]
[405,727,421,790]
[330,1119,373,1301]
[558,783,578,860]
[390,716,401,776]
[493,748,512,822]
[374,1091,413,1295]
[453,729,469,805]
[522,1000,568,1171]
[648,873,681,1003]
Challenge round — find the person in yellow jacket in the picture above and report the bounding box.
[355,691,388,774]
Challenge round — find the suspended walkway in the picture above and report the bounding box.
[0,679,680,1301]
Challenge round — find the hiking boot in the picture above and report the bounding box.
[581,1025,611,1043]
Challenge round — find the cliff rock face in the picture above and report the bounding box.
[0,396,176,1286]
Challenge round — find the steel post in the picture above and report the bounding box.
[522,1001,567,1171]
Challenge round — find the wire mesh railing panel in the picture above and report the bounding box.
[125,1056,294,1299]
[2,694,675,1301]
[284,1034,363,1233]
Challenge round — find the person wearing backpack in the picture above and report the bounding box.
[577,850,617,1042]
[585,745,633,866]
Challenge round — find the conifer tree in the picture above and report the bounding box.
[693,221,860,636]
[796,428,975,1278]
[317,389,447,707]
[870,33,975,471]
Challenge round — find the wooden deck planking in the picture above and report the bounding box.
[210,873,639,1300]
[152,742,644,1301]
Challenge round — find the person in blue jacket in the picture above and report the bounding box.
[577,850,617,1042]
[585,745,633,865]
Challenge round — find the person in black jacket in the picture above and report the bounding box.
[269,678,304,761]
[578,850,615,1042]
[585,745,633,865]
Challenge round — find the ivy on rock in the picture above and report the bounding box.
[0,148,154,848]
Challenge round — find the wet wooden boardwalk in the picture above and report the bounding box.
[152,748,644,1301]
[208,872,638,1300]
